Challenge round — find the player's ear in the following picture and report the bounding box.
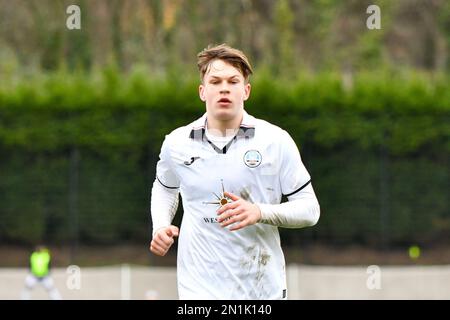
[199,84,206,102]
[243,83,251,101]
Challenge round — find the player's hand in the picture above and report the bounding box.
[150,225,179,256]
[216,191,262,231]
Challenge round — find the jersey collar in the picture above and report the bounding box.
[189,110,255,140]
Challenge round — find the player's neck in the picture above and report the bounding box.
[206,114,242,137]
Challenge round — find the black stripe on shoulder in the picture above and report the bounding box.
[157,176,179,189]
[283,179,311,197]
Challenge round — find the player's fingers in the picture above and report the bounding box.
[216,201,239,215]
[167,226,179,238]
[220,208,245,226]
[148,242,153,253]
[218,207,245,222]
[217,210,230,223]
[157,230,176,245]
[217,206,241,223]
[150,241,167,256]
[233,207,245,216]
[220,213,244,227]
[224,191,240,201]
[150,243,163,256]
[155,233,174,248]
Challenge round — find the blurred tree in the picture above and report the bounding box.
[0,0,448,76]
[274,0,295,76]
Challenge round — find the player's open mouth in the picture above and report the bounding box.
[218,98,232,106]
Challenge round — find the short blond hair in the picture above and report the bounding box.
[197,44,253,83]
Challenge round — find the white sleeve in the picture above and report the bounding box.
[150,179,179,237]
[150,135,180,236]
[257,130,320,228]
[257,183,320,228]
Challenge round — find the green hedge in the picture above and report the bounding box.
[0,69,448,246]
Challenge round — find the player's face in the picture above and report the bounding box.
[199,59,251,123]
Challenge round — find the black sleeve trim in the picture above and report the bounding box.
[157,176,179,189]
[283,179,311,197]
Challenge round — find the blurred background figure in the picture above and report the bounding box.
[21,245,62,300]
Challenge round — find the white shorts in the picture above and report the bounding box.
[25,274,55,290]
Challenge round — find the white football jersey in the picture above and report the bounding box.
[155,110,311,299]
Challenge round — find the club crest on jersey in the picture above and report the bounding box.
[244,150,262,168]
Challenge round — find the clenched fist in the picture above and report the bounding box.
[150,225,179,256]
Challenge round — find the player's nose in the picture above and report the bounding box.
[219,82,230,93]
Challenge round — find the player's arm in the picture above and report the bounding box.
[256,182,320,228]
[257,129,319,228]
[257,129,320,228]
[150,181,179,256]
[149,135,180,256]
[217,186,319,231]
